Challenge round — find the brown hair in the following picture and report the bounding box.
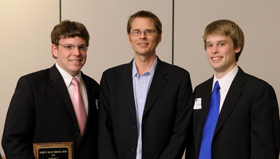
[203,19,244,62]
[127,10,162,34]
[51,20,90,47]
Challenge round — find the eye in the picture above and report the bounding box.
[78,45,87,51]
[65,45,73,49]
[132,30,140,34]
[145,30,152,34]
[220,43,225,46]
[207,44,213,48]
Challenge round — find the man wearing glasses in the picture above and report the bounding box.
[2,20,99,159]
[98,10,193,159]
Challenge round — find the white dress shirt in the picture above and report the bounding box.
[213,65,239,113]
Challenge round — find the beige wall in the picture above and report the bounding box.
[1,0,279,158]
[175,0,280,94]
[0,0,59,156]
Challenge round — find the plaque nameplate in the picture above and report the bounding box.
[33,142,73,159]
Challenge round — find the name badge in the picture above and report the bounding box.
[193,98,202,109]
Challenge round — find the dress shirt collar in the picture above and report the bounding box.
[55,63,82,87]
[213,65,239,93]
[132,57,158,78]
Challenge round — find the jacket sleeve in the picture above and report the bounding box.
[98,73,119,159]
[159,71,194,159]
[2,76,35,159]
[250,84,280,159]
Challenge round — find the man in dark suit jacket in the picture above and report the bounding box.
[2,20,99,159]
[185,19,280,159]
[98,10,193,159]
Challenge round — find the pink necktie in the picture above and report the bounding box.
[71,78,86,136]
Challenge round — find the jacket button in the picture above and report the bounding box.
[133,125,136,129]
[132,147,135,151]
[76,129,80,133]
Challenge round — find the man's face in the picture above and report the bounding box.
[52,36,87,76]
[128,17,161,58]
[206,34,241,77]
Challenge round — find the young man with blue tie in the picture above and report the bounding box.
[186,19,280,159]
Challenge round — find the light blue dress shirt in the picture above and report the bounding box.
[132,58,157,159]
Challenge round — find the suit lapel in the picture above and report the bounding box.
[196,78,213,148]
[143,59,168,116]
[214,68,245,136]
[121,62,138,118]
[81,73,94,134]
[49,65,77,122]
[201,79,213,127]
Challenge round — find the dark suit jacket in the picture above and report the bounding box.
[186,67,280,159]
[98,58,193,159]
[2,65,99,159]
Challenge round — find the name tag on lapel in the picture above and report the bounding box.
[193,98,202,109]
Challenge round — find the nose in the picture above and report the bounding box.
[73,46,81,55]
[212,45,218,54]
[140,31,146,39]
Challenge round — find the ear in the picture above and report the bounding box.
[234,46,241,53]
[157,34,162,43]
[128,34,132,44]
[52,44,58,58]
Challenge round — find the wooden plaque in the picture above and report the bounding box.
[33,142,73,159]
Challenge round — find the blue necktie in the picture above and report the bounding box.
[199,81,220,159]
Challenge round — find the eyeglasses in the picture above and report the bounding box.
[130,30,158,37]
[58,44,88,51]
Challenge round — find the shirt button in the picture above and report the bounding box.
[141,84,144,87]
